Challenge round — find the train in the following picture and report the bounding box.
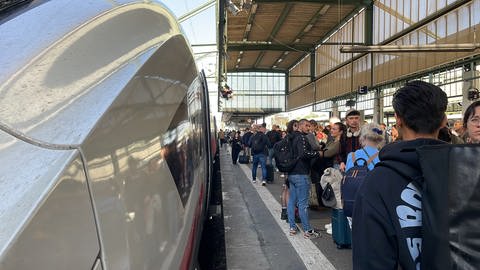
[0,1,218,269]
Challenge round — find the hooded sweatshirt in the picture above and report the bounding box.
[352,138,445,270]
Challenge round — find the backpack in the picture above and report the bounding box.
[250,133,266,154]
[273,135,297,172]
[341,148,378,217]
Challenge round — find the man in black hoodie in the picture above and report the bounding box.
[352,81,447,270]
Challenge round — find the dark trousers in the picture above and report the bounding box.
[232,148,241,164]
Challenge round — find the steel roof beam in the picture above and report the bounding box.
[270,3,329,70]
[228,43,312,51]
[253,3,293,68]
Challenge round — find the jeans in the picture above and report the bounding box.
[267,148,275,167]
[251,154,267,180]
[287,174,312,231]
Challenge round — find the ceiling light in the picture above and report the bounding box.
[237,58,241,63]
[284,51,289,55]
[319,5,330,15]
[246,23,251,31]
[304,24,313,32]
[294,38,300,43]
[239,51,244,55]
[277,58,283,63]
[227,0,240,16]
[242,0,252,10]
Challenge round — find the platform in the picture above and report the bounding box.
[220,146,353,270]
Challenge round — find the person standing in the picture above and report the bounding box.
[249,125,270,186]
[462,101,480,144]
[266,124,282,168]
[288,119,320,238]
[242,127,253,161]
[339,109,362,172]
[352,81,448,270]
[230,131,243,164]
[219,129,225,148]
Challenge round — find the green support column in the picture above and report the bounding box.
[364,1,373,46]
[285,71,289,111]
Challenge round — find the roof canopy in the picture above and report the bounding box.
[224,0,371,73]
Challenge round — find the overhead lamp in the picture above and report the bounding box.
[303,24,313,33]
[239,51,244,55]
[319,5,330,15]
[245,23,251,31]
[294,38,300,43]
[242,0,252,10]
[340,44,480,53]
[227,0,240,16]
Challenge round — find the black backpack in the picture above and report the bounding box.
[273,135,297,173]
[341,148,378,217]
[250,133,266,154]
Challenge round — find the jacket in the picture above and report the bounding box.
[248,132,270,155]
[290,131,318,175]
[352,138,445,270]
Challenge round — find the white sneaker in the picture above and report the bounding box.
[280,174,285,178]
[324,223,332,230]
[252,179,257,183]
[262,180,267,186]
[326,228,332,235]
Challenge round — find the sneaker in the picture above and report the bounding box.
[304,229,320,239]
[252,179,257,183]
[289,228,297,236]
[280,173,285,178]
[280,208,287,220]
[326,228,332,235]
[324,223,332,230]
[262,180,267,186]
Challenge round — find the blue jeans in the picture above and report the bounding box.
[267,148,275,167]
[251,154,267,180]
[287,174,312,231]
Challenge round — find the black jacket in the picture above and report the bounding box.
[290,131,318,175]
[248,132,270,155]
[352,139,445,270]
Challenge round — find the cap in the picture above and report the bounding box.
[345,108,360,118]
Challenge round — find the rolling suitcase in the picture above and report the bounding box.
[266,164,274,182]
[331,208,351,249]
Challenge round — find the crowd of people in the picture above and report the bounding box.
[219,81,480,269]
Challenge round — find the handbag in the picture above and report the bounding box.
[321,182,336,208]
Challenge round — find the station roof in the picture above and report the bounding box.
[225,0,371,73]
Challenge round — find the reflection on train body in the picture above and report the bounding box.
[0,1,213,270]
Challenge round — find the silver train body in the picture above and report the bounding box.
[0,1,216,269]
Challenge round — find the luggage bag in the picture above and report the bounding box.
[238,152,249,164]
[331,208,351,249]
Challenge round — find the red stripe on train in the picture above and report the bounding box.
[180,183,205,270]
